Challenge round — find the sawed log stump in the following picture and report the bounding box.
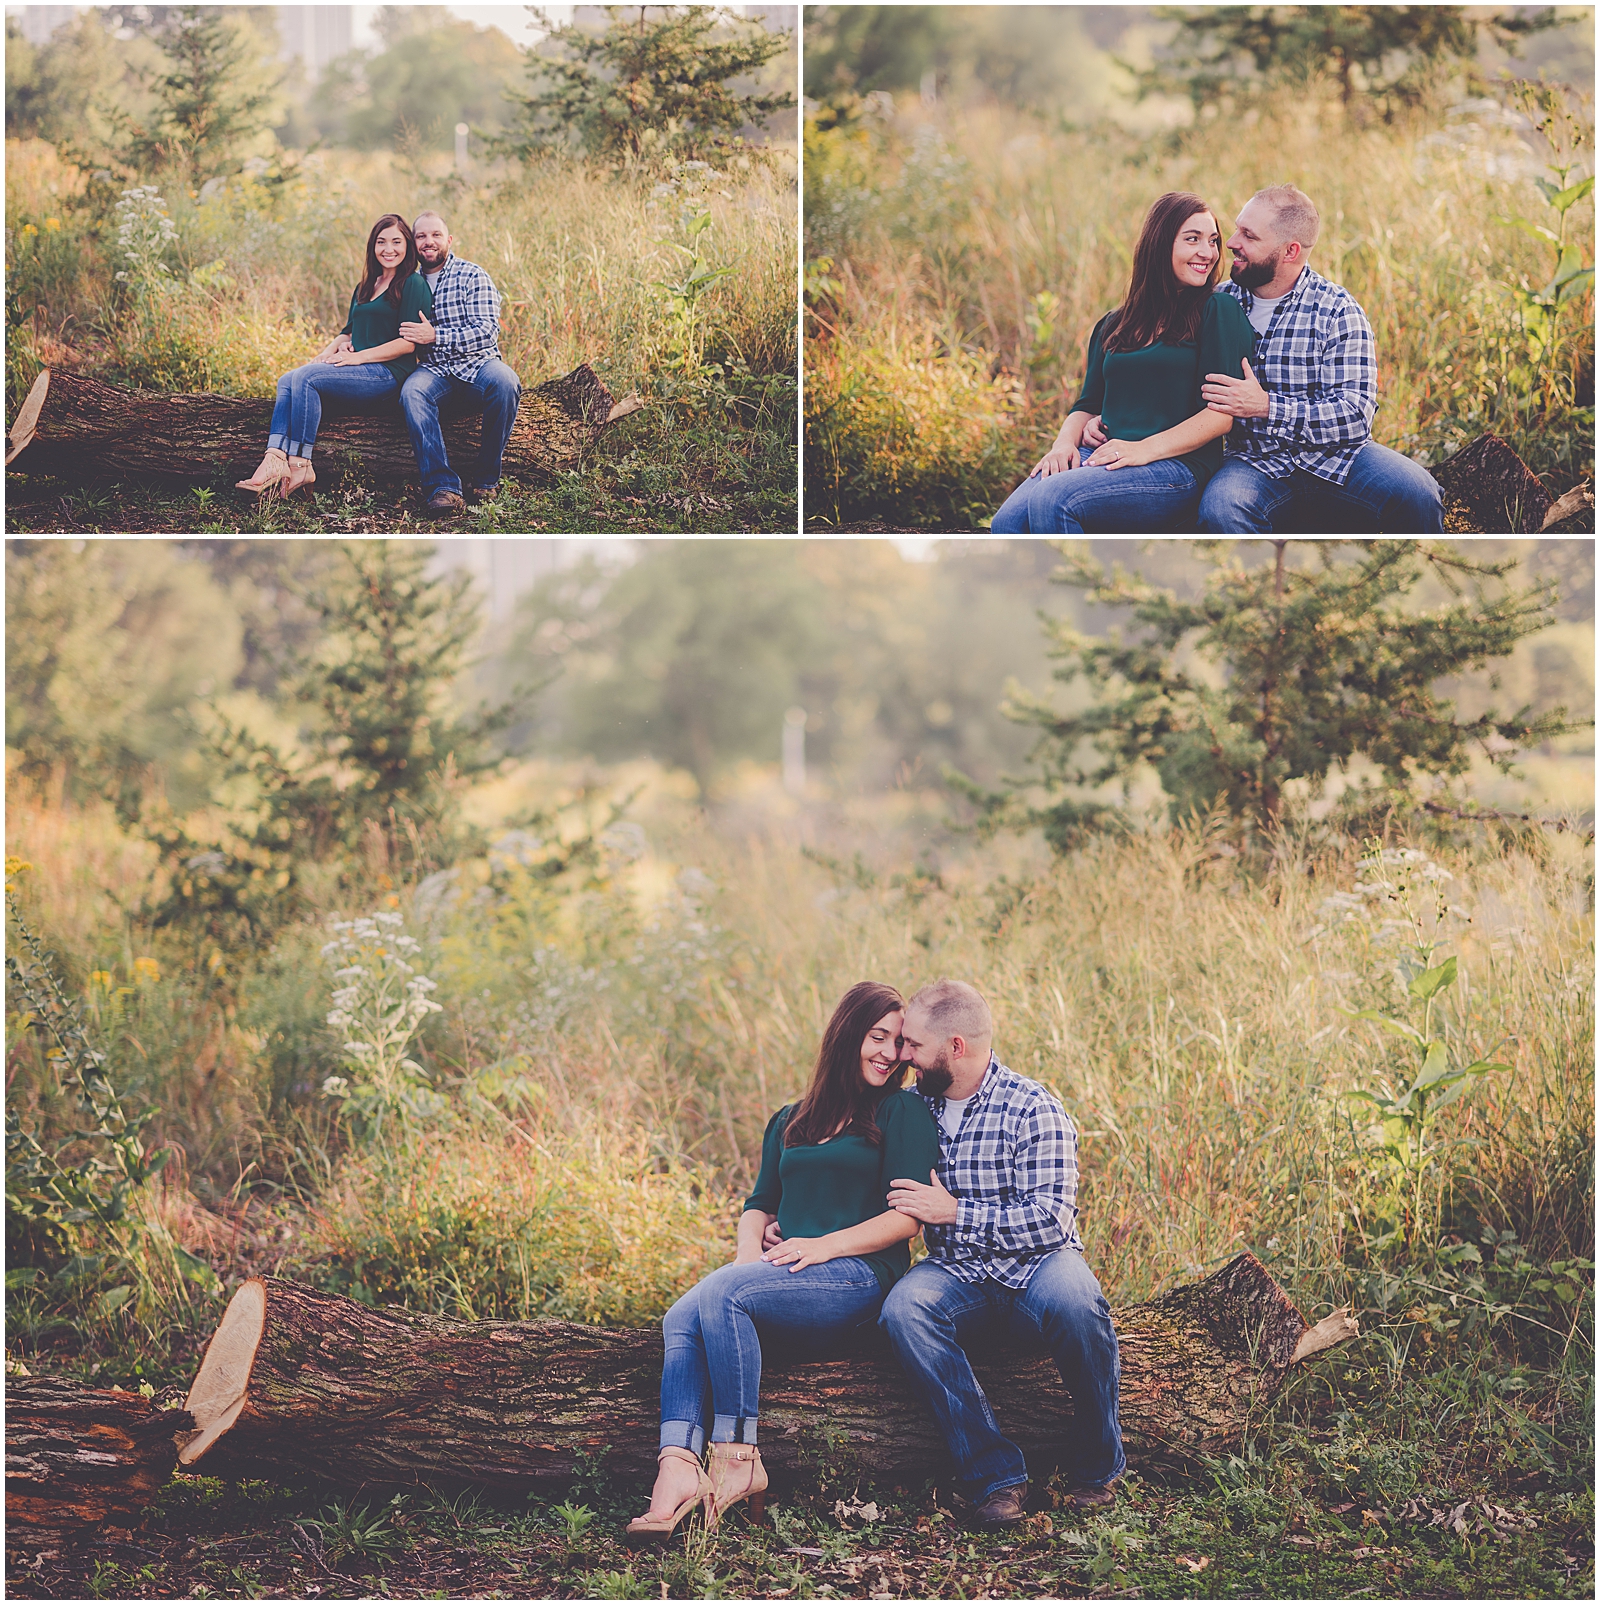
[179,1255,1357,1493]
[4,364,645,483]
[5,1375,194,1554]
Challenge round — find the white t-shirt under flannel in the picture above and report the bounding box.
[919,1056,1083,1289]
[1217,266,1379,487]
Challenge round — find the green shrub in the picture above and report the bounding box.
[804,323,1024,527]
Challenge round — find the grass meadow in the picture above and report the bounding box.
[5,744,1593,1598]
[4,142,797,533]
[803,84,1595,531]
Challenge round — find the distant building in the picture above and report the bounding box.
[277,4,352,81]
[12,6,80,45]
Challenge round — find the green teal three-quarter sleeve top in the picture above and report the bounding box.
[339,271,434,384]
[1066,291,1256,489]
[743,1089,942,1294]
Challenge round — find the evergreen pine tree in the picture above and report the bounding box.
[500,5,795,166]
[116,5,279,186]
[987,540,1581,849]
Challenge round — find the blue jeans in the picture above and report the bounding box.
[659,1258,884,1453]
[398,358,523,496]
[1198,441,1444,532]
[267,362,400,458]
[880,1250,1125,1500]
[990,454,1199,533]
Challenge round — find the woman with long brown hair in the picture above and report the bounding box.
[236,213,432,499]
[991,191,1256,533]
[624,981,939,1544]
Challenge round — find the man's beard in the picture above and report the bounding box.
[916,1051,954,1099]
[1230,252,1280,291]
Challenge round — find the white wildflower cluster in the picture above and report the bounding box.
[1307,845,1473,952]
[113,186,180,286]
[320,912,444,1118]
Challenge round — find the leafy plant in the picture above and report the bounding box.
[554,1498,596,1547]
[319,912,446,1139]
[1342,839,1509,1254]
[301,1500,401,1568]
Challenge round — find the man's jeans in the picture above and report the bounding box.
[1198,441,1444,532]
[267,361,399,459]
[659,1258,884,1454]
[880,1250,1125,1501]
[398,358,523,496]
[990,456,1199,533]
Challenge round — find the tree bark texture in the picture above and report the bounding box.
[4,365,644,482]
[1431,434,1554,534]
[181,1254,1357,1494]
[5,1376,194,1552]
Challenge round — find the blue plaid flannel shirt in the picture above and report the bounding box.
[1217,266,1378,486]
[919,1056,1083,1289]
[419,255,502,383]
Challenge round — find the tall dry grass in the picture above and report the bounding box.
[6,139,797,410]
[6,757,1592,1359]
[804,86,1595,524]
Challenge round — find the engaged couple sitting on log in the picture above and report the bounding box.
[628,978,1123,1544]
[235,210,521,518]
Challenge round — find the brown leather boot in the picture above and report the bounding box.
[970,1482,1028,1530]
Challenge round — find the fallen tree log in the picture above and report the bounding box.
[179,1254,1356,1494]
[4,364,644,483]
[5,1376,194,1553]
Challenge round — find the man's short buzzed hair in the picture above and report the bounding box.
[1251,184,1319,251]
[909,979,993,1047]
[413,209,449,233]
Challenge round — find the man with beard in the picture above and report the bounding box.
[1082,184,1441,532]
[397,211,524,518]
[877,979,1124,1531]
[1196,184,1442,531]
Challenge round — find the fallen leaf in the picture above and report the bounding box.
[1175,1555,1211,1573]
[1328,1502,1357,1515]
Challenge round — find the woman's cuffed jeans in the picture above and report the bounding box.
[659,1257,884,1455]
[266,361,400,458]
[990,455,1200,533]
[879,1249,1126,1501]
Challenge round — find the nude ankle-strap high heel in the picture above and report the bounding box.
[706,1441,767,1530]
[623,1445,711,1546]
[236,447,288,494]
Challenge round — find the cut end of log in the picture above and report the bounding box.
[5,368,50,466]
[179,1279,265,1465]
[1289,1307,1360,1365]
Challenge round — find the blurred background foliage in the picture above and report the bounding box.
[2,537,1592,1550]
[802,4,1594,530]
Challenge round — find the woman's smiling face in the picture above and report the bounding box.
[1172,210,1220,288]
[374,225,408,269]
[859,1008,904,1090]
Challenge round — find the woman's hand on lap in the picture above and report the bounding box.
[1086,437,1155,470]
[1031,443,1081,478]
[325,349,366,367]
[761,1236,834,1272]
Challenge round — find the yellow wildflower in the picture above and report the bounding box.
[91,969,114,988]
[44,217,61,231]
[133,956,162,983]
[20,223,38,237]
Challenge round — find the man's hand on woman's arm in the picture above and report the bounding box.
[398,311,437,346]
[1201,357,1270,419]
[887,1169,959,1226]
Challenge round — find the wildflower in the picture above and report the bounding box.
[20,223,38,237]
[43,217,61,231]
[91,969,114,987]
[133,957,161,982]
